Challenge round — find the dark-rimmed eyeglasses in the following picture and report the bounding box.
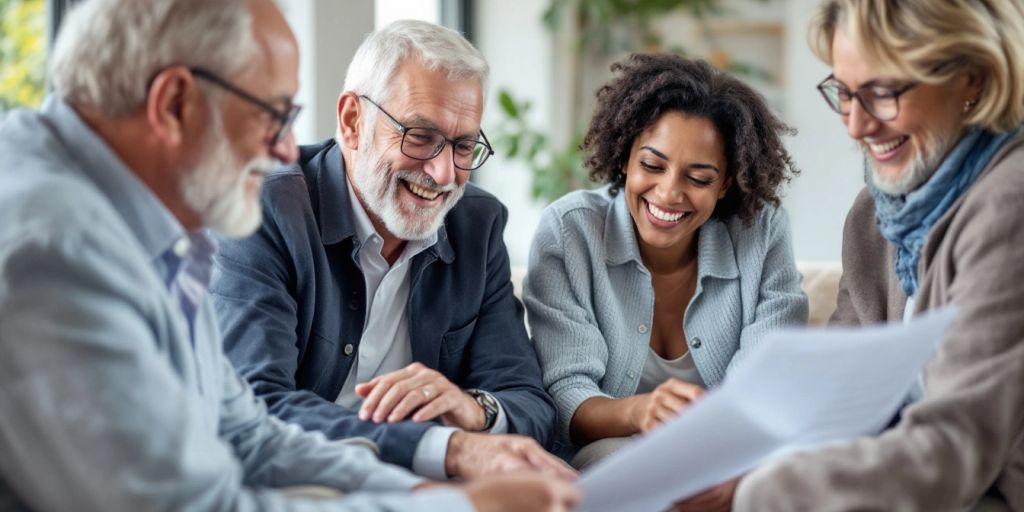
[360,95,494,171]
[816,75,918,122]
[190,67,302,145]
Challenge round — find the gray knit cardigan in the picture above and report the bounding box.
[522,186,809,456]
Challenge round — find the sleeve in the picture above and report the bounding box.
[0,218,472,512]
[828,188,893,327]
[735,186,1024,510]
[209,191,431,470]
[521,207,612,449]
[213,348,423,492]
[455,200,556,447]
[726,207,809,371]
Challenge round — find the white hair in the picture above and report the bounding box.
[50,0,256,117]
[343,19,489,105]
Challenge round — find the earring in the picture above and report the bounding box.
[963,97,978,114]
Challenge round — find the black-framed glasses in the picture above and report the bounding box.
[190,67,302,145]
[816,75,918,122]
[360,95,494,171]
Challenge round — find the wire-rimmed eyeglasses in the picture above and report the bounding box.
[816,75,918,122]
[190,67,302,145]
[360,95,494,171]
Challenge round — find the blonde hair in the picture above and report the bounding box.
[808,0,1024,132]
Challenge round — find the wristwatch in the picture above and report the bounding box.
[465,389,499,431]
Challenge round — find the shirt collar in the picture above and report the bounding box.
[41,96,186,266]
[604,189,643,265]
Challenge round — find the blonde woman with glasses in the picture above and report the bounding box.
[692,1,1024,511]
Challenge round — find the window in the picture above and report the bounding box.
[0,0,47,113]
[374,0,441,30]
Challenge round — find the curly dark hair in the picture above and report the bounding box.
[583,54,799,226]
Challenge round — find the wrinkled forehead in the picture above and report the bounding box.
[386,60,485,137]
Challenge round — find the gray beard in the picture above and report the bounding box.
[349,137,464,241]
[866,130,958,196]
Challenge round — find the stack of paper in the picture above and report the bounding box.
[578,306,956,512]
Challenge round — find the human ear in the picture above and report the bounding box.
[145,66,203,148]
[337,91,364,150]
[718,174,733,200]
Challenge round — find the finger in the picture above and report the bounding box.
[370,366,442,421]
[523,443,579,480]
[372,378,425,423]
[547,479,584,510]
[652,404,681,425]
[388,386,437,423]
[358,378,396,421]
[411,390,459,422]
[354,381,376,398]
[662,379,704,402]
[653,390,688,414]
[358,368,418,420]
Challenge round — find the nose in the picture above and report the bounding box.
[423,143,457,187]
[658,172,685,203]
[844,98,879,141]
[269,130,299,165]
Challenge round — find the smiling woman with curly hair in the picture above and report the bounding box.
[585,54,798,224]
[522,54,808,479]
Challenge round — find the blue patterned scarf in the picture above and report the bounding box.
[870,127,1021,297]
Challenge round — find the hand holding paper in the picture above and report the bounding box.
[578,306,957,512]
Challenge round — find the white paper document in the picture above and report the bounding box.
[578,306,957,512]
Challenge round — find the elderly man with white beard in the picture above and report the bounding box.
[0,1,581,511]
[209,19,570,482]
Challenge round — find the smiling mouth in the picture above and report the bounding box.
[868,136,910,156]
[402,179,442,201]
[645,198,691,223]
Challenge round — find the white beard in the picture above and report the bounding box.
[349,127,465,241]
[868,129,958,196]
[180,111,277,238]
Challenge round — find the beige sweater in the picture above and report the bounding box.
[736,132,1024,511]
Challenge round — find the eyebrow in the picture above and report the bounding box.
[830,76,905,90]
[403,113,480,140]
[639,145,721,174]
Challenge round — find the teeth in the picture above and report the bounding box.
[870,137,907,154]
[647,200,685,222]
[407,182,441,200]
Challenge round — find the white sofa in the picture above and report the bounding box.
[510,262,843,327]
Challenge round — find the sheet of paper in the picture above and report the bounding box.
[577,306,957,512]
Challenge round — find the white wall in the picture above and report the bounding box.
[781,0,863,262]
[278,0,375,144]
[471,0,552,266]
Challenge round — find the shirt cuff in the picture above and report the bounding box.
[411,425,459,481]
[487,395,508,434]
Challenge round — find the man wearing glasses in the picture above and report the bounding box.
[210,20,571,483]
[0,0,582,510]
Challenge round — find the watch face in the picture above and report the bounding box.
[469,389,498,430]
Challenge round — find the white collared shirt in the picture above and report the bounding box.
[334,180,506,480]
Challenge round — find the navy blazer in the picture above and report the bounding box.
[210,139,554,469]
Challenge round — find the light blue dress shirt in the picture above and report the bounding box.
[0,97,474,512]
